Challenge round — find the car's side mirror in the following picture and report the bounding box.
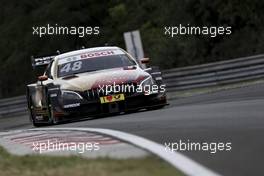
[140,58,150,64]
[38,75,48,82]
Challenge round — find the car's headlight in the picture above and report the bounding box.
[61,90,83,100]
[138,76,156,95]
[139,76,154,87]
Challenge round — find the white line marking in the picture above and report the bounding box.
[26,128,221,176]
[0,128,221,176]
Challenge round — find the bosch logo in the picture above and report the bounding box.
[81,51,115,59]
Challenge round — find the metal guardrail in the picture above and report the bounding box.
[0,95,27,117]
[163,54,264,92]
[1,54,264,117]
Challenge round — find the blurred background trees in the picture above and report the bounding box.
[0,0,264,97]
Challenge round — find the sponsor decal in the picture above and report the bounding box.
[35,115,44,120]
[80,50,115,59]
[100,94,125,104]
[63,103,80,108]
[50,93,58,97]
[58,50,124,65]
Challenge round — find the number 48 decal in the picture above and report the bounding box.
[60,61,82,73]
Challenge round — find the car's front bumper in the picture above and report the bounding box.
[53,92,167,121]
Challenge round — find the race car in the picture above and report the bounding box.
[27,46,167,127]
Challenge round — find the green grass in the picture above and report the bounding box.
[0,147,184,176]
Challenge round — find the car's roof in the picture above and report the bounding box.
[55,46,121,60]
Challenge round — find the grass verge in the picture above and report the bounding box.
[0,146,184,176]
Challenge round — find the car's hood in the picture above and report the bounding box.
[55,67,149,92]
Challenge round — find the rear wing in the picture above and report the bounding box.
[31,55,56,68]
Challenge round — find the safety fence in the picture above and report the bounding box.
[2,54,264,117]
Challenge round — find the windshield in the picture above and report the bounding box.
[57,54,136,78]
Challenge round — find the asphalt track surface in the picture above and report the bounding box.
[1,83,264,176]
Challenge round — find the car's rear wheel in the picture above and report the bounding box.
[29,108,49,127]
[29,101,55,127]
[32,119,45,127]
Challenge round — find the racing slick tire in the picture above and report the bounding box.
[28,96,55,127]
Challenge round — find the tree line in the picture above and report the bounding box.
[0,0,263,97]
